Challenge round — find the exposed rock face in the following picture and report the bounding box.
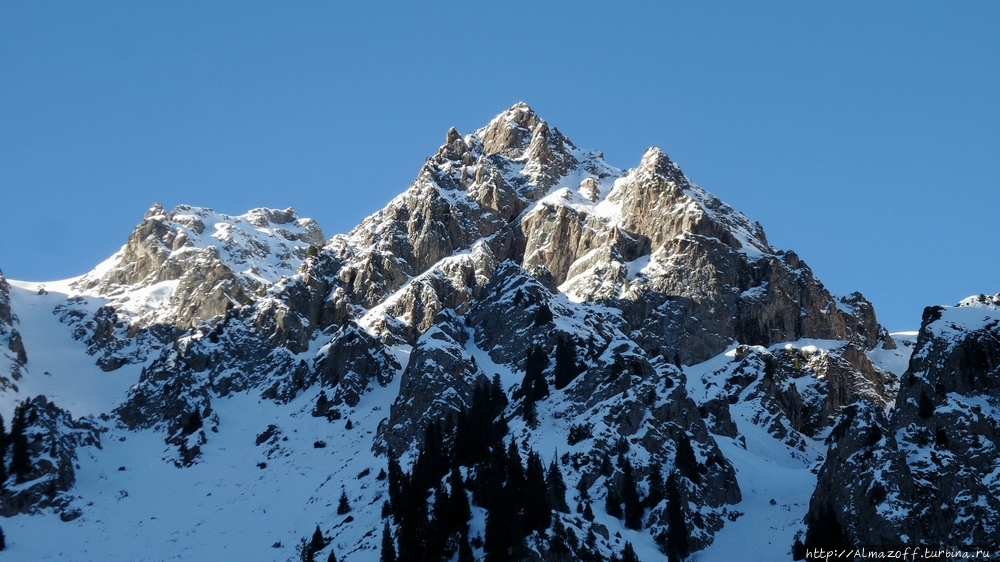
[0,270,27,389]
[692,340,897,457]
[378,311,488,456]
[805,401,915,546]
[359,241,499,346]
[558,346,743,552]
[111,247,358,452]
[508,145,885,369]
[1,395,102,519]
[99,104,895,557]
[313,323,400,408]
[329,103,615,313]
[0,271,14,330]
[804,295,1000,547]
[466,261,608,368]
[72,204,324,332]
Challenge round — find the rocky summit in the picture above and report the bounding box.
[0,104,994,561]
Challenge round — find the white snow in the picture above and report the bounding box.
[868,331,918,376]
[3,280,142,418]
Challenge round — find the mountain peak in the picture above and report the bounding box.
[144,202,165,219]
[476,102,544,156]
[69,204,325,332]
[636,146,688,188]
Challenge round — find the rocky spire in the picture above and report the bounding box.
[477,102,542,156]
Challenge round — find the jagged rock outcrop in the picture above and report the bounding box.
[693,341,897,453]
[804,294,1000,548]
[0,271,27,387]
[1,395,102,519]
[111,248,355,436]
[509,144,887,368]
[359,241,499,346]
[313,323,400,408]
[72,204,324,332]
[0,271,12,328]
[466,261,610,367]
[329,103,615,313]
[378,310,488,455]
[558,346,743,551]
[804,401,915,547]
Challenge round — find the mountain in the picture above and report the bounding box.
[0,103,990,560]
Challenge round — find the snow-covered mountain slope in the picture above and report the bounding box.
[4,103,983,561]
[1,278,141,417]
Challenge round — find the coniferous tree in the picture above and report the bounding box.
[534,302,553,326]
[518,345,550,401]
[505,441,525,500]
[474,443,509,510]
[665,472,690,562]
[337,489,351,515]
[484,497,515,560]
[600,452,613,477]
[0,414,7,487]
[428,484,451,559]
[10,401,30,483]
[554,336,581,390]
[396,477,429,562]
[456,384,498,467]
[449,466,472,530]
[646,465,665,509]
[380,522,396,562]
[457,532,475,562]
[523,392,537,427]
[792,536,807,560]
[182,409,202,436]
[484,442,527,560]
[387,454,405,522]
[523,451,551,533]
[490,374,508,415]
[453,408,472,466]
[605,483,623,519]
[621,459,643,530]
[675,433,701,483]
[412,420,448,492]
[313,391,329,417]
[300,538,315,562]
[546,458,569,513]
[326,549,337,562]
[621,541,640,562]
[585,525,598,550]
[0,525,5,551]
[804,503,849,551]
[310,526,326,554]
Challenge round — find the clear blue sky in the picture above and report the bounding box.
[2,1,998,332]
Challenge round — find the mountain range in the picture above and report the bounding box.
[0,103,996,561]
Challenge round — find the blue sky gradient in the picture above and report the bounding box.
[2,1,998,331]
